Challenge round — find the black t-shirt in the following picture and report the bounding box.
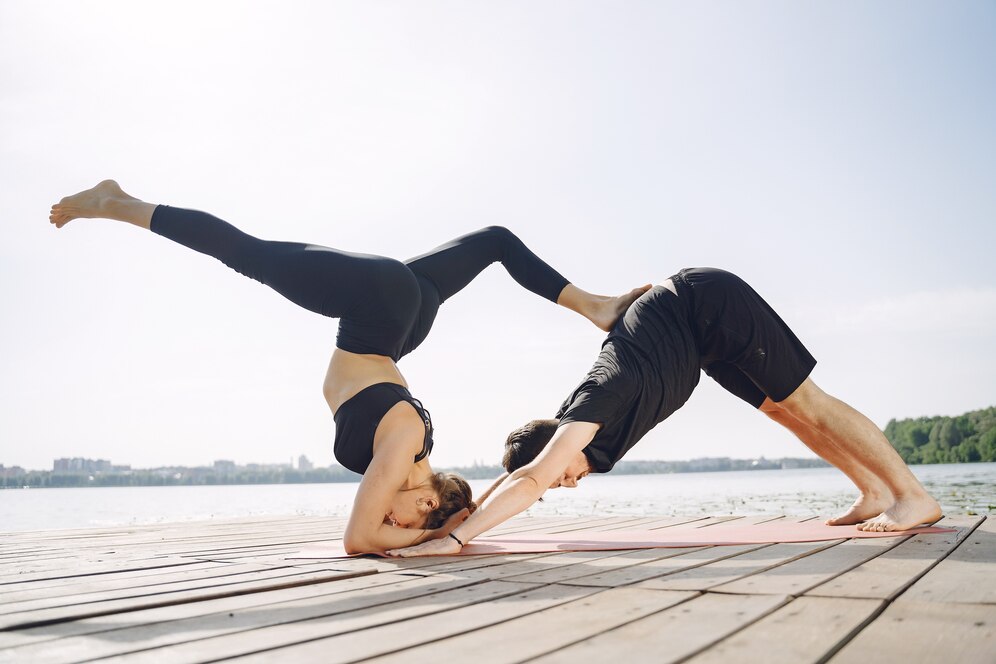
[556,286,701,472]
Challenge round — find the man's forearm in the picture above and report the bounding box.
[450,473,546,543]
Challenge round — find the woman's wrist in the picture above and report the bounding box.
[447,532,464,547]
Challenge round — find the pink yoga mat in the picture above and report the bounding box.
[288,521,955,559]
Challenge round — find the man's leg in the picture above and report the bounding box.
[705,361,895,525]
[759,397,894,525]
[776,378,941,531]
[687,268,941,531]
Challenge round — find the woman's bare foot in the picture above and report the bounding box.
[49,180,140,228]
[856,493,943,532]
[588,285,652,332]
[825,491,893,526]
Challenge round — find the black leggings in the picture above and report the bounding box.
[150,206,570,360]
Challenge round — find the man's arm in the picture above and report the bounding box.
[386,421,600,557]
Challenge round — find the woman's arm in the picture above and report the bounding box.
[342,405,445,554]
[386,421,600,557]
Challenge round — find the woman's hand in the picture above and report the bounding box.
[386,534,462,558]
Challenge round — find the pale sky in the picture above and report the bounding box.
[2,1,994,472]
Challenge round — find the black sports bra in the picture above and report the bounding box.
[332,383,434,475]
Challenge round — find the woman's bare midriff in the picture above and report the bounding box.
[323,349,409,414]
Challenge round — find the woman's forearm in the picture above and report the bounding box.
[343,522,441,554]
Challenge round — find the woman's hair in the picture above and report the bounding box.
[424,472,477,530]
[502,418,560,473]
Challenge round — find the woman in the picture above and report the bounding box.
[50,180,647,554]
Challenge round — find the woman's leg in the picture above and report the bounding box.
[50,180,156,229]
[50,181,414,334]
[406,226,649,332]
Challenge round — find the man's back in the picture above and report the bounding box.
[556,283,701,472]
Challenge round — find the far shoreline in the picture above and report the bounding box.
[4,459,996,490]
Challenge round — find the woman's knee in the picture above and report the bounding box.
[479,225,519,252]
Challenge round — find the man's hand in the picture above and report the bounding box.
[386,534,462,558]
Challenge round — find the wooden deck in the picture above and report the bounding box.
[0,514,992,663]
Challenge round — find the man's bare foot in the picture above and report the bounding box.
[49,180,136,228]
[856,493,943,532]
[589,285,652,332]
[825,491,893,526]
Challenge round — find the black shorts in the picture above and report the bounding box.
[671,268,816,408]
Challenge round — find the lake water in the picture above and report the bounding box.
[2,463,993,533]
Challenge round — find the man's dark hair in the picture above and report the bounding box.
[502,419,561,473]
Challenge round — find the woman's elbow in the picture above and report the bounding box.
[343,528,374,555]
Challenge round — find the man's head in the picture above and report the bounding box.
[503,418,592,489]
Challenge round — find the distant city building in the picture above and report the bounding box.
[0,464,26,478]
[53,458,114,474]
[298,455,313,471]
[245,462,291,471]
[214,460,237,474]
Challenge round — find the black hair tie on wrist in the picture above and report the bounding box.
[448,532,464,546]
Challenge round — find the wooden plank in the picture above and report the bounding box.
[598,515,715,531]
[472,518,755,586]
[830,600,996,664]
[560,544,770,587]
[0,558,208,586]
[807,515,983,600]
[895,515,995,604]
[686,596,884,664]
[0,573,490,663]
[0,563,349,616]
[2,518,349,551]
[502,547,707,584]
[0,560,233,592]
[531,592,790,663]
[0,567,377,631]
[710,537,908,596]
[0,570,455,650]
[638,541,843,591]
[370,588,699,664]
[415,549,621,579]
[91,581,584,663]
[0,561,284,604]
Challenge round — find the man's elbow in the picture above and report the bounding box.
[514,469,547,493]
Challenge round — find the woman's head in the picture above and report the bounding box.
[387,472,476,530]
[424,472,476,529]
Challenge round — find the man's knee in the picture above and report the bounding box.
[758,397,781,415]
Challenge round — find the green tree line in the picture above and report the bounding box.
[884,406,996,464]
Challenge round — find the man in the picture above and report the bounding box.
[389,268,941,557]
